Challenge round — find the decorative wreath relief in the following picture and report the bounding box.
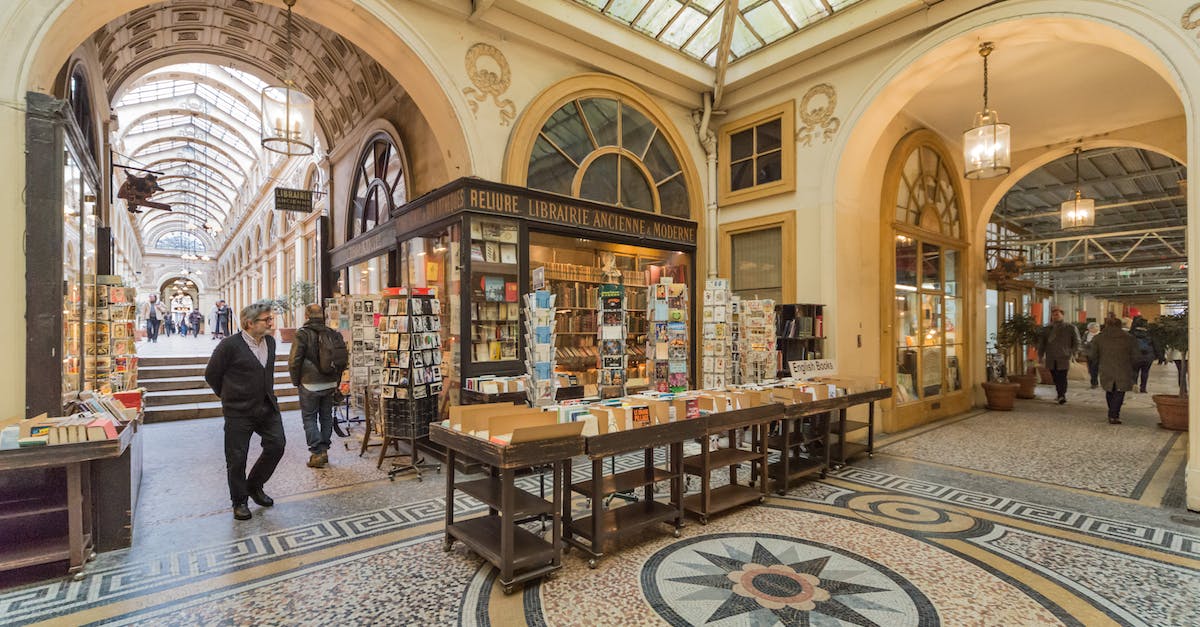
[796,83,841,146]
[1184,3,1200,32]
[462,42,517,126]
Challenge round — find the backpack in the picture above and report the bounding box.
[1135,335,1154,366]
[311,327,348,376]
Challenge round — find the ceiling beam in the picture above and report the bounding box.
[1022,255,1186,273]
[712,0,739,108]
[1006,165,1184,199]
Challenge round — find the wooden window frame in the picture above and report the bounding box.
[719,211,796,303]
[718,101,796,206]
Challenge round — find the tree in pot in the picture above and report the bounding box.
[982,335,1020,410]
[269,280,316,343]
[1148,310,1188,431]
[997,313,1042,400]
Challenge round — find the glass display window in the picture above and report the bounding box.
[466,216,521,365]
[400,223,461,407]
[348,254,390,295]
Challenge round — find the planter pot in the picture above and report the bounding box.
[1037,365,1054,384]
[1152,394,1189,431]
[277,327,297,343]
[982,381,1020,411]
[1009,373,1038,399]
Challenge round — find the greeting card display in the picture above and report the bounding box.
[524,290,558,406]
[596,283,627,398]
[348,295,382,409]
[738,298,777,383]
[647,278,689,393]
[701,278,733,390]
[376,291,442,438]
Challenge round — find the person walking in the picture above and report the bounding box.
[1038,305,1080,405]
[288,304,347,468]
[163,313,175,337]
[1129,317,1158,393]
[204,302,285,521]
[140,294,166,343]
[1083,321,1101,389]
[178,313,189,337]
[214,300,233,339]
[189,308,203,337]
[1088,318,1140,424]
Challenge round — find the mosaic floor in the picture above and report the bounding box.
[1,380,1196,626]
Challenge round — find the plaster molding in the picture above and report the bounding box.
[796,83,841,147]
[462,42,516,126]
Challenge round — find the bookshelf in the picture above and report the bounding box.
[468,217,521,366]
[776,303,826,373]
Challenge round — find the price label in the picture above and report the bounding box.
[788,359,836,377]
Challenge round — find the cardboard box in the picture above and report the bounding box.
[770,387,814,404]
[449,402,529,434]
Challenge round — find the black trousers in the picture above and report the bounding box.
[1133,363,1151,392]
[1087,358,1099,386]
[224,408,286,505]
[1105,384,1126,419]
[1050,368,1069,397]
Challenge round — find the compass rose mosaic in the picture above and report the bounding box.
[641,532,937,626]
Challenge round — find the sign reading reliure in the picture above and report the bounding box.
[274,187,314,213]
[393,179,698,247]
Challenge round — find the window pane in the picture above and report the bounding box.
[921,294,943,346]
[527,135,576,196]
[619,156,654,211]
[730,159,754,191]
[544,102,593,164]
[895,236,917,287]
[945,297,961,344]
[921,345,943,397]
[730,128,753,161]
[621,104,657,158]
[756,150,782,185]
[896,290,918,348]
[896,347,918,402]
[731,227,782,298]
[756,118,781,153]
[580,98,618,147]
[944,248,959,296]
[579,153,619,205]
[642,133,682,183]
[657,176,690,218]
[947,344,962,392]
[921,242,941,290]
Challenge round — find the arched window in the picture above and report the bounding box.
[526,96,690,218]
[67,66,97,161]
[156,230,206,251]
[884,130,967,423]
[347,132,407,239]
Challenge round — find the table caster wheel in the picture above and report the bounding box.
[868,453,875,458]
[699,516,708,526]
[819,471,827,479]
[758,496,765,504]
[587,559,598,569]
[72,572,85,582]
[502,584,515,595]
[673,528,682,538]
[443,540,453,552]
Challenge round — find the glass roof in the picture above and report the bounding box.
[573,0,863,65]
[112,63,271,248]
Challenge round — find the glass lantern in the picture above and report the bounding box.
[963,109,1011,180]
[260,83,315,156]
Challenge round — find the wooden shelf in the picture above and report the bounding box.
[570,499,678,542]
[456,478,554,519]
[0,535,74,573]
[447,516,556,571]
[470,261,519,274]
[836,420,869,433]
[683,483,762,518]
[767,457,825,482]
[830,441,869,462]
[766,430,824,451]
[682,447,762,475]
[572,467,673,499]
[0,499,68,521]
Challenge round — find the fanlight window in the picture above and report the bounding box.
[894,146,961,238]
[157,230,206,251]
[348,133,407,239]
[527,97,690,218]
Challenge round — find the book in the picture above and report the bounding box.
[500,243,518,264]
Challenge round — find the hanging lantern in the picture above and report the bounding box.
[1060,147,1095,228]
[260,0,315,156]
[963,42,1011,179]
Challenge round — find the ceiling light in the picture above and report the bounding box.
[260,0,315,156]
[1060,147,1095,229]
[963,42,1011,180]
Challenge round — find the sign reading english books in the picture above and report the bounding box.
[274,187,314,213]
[788,359,836,378]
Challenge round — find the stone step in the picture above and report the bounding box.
[139,362,289,378]
[140,372,293,392]
[144,383,298,406]
[144,395,301,423]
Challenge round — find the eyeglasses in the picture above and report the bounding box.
[254,316,274,323]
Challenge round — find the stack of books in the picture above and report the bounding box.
[524,290,558,406]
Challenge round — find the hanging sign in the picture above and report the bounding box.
[788,359,836,378]
[274,187,314,213]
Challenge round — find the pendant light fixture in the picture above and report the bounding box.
[260,0,315,156]
[1060,147,1095,228]
[963,42,1011,179]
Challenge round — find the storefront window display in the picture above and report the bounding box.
[347,254,390,295]
[400,224,461,409]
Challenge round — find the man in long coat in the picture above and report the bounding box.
[1088,318,1140,424]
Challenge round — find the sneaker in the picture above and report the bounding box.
[1057,396,1067,405]
[307,453,326,468]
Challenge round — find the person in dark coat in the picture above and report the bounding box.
[1129,317,1159,393]
[288,304,344,468]
[1088,318,1140,424]
[204,302,285,521]
[1038,305,1080,405]
[189,309,203,337]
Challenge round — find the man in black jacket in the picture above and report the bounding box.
[289,304,342,468]
[204,302,286,521]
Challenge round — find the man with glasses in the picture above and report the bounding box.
[205,302,286,521]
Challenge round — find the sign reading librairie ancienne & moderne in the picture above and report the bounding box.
[274,187,314,213]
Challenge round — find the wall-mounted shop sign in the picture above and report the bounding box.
[788,359,836,378]
[392,178,698,248]
[274,187,314,213]
[329,222,397,269]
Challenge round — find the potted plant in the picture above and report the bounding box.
[1148,310,1188,430]
[268,280,316,344]
[982,337,1020,410]
[997,313,1042,399]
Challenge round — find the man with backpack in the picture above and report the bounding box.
[1129,317,1159,393]
[288,304,348,468]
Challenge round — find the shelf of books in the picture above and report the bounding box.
[538,262,648,392]
[647,278,689,393]
[469,217,521,366]
[739,299,777,384]
[776,303,826,374]
[66,276,138,397]
[524,290,557,406]
[701,278,732,390]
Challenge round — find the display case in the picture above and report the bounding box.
[467,216,521,366]
[776,303,825,375]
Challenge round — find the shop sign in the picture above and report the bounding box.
[330,224,397,269]
[274,187,314,212]
[788,359,836,377]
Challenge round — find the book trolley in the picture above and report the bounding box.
[375,291,443,480]
[681,404,776,525]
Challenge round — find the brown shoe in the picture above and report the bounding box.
[307,453,326,468]
[318,451,329,466]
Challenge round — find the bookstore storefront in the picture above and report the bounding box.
[331,178,699,405]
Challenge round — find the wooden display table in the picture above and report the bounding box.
[828,388,889,466]
[566,418,706,568]
[430,424,583,594]
[682,404,781,524]
[0,421,141,580]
